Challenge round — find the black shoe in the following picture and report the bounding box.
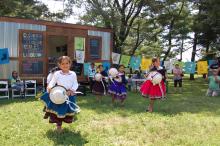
[43,113,49,119]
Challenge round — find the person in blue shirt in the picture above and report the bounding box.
[206,69,220,96]
[87,63,96,92]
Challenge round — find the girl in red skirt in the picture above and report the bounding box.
[140,57,166,112]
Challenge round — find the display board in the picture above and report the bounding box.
[89,39,100,59]
[22,60,43,74]
[22,32,43,57]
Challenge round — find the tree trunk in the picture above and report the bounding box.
[163,20,174,62]
[205,41,210,54]
[190,32,198,80]
[180,36,184,61]
[162,1,185,62]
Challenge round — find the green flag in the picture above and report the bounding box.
[75,37,85,50]
[120,55,131,67]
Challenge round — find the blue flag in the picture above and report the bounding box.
[102,61,111,72]
[83,63,90,76]
[208,60,217,67]
[184,62,196,74]
[0,48,9,65]
[129,56,141,70]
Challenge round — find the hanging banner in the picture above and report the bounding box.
[184,62,196,74]
[83,62,90,76]
[75,50,85,63]
[174,61,185,68]
[129,56,141,70]
[164,60,174,73]
[208,60,217,67]
[75,37,85,51]
[112,52,121,64]
[95,62,102,67]
[141,58,152,70]
[119,55,130,67]
[197,61,208,74]
[102,61,111,72]
[0,48,10,65]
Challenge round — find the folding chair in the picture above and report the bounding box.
[11,80,25,99]
[0,81,10,99]
[25,80,37,97]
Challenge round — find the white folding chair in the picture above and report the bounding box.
[0,81,10,99]
[25,80,37,97]
[11,80,24,99]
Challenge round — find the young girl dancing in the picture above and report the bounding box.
[41,56,79,132]
[92,65,108,103]
[140,57,166,112]
[108,65,127,106]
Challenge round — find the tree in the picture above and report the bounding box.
[73,0,146,53]
[150,0,186,62]
[196,0,220,53]
[0,0,68,21]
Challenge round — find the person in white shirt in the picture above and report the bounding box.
[41,56,79,133]
[46,67,60,85]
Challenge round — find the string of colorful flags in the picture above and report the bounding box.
[82,52,217,76]
[0,48,218,76]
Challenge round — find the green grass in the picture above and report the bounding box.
[1,77,220,146]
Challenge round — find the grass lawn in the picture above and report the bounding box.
[1,77,220,146]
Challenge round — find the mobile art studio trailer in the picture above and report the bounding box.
[0,17,112,83]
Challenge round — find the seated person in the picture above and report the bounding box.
[132,69,144,79]
[10,71,24,96]
[131,70,144,91]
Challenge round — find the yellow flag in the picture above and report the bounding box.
[95,62,102,67]
[197,61,208,74]
[141,58,152,70]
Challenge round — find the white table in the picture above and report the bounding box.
[131,79,146,92]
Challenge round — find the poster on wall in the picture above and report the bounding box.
[75,50,85,63]
[22,60,43,74]
[75,37,85,51]
[0,48,9,65]
[112,52,121,64]
[22,32,43,57]
[89,39,100,59]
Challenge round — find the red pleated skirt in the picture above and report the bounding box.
[140,80,166,99]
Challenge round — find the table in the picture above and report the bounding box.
[131,79,146,92]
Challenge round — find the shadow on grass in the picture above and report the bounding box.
[78,78,220,116]
[77,92,146,115]
[154,82,220,116]
[46,128,88,145]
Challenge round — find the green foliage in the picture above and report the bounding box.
[1,78,220,145]
[0,0,68,21]
[196,0,220,51]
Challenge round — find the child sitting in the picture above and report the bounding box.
[206,69,220,96]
